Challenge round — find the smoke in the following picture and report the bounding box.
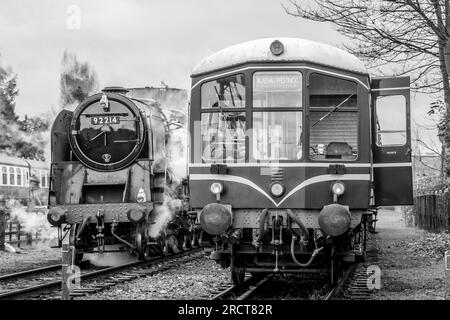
[59,50,98,109]
[149,107,188,239]
[166,125,188,185]
[7,201,57,242]
[148,197,183,238]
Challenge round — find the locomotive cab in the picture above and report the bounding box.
[47,87,185,263]
[188,38,413,284]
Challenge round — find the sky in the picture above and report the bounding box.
[0,0,439,147]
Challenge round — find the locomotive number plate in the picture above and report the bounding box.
[91,116,120,125]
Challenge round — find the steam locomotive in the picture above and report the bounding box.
[47,87,198,263]
[189,38,413,284]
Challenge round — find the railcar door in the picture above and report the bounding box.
[371,76,413,205]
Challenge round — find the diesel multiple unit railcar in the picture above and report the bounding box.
[47,87,196,263]
[188,38,413,284]
[0,153,49,207]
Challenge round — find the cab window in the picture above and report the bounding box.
[375,95,406,146]
[201,112,246,163]
[201,74,246,109]
[309,73,358,161]
[253,71,302,108]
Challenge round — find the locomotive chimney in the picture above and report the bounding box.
[102,86,129,95]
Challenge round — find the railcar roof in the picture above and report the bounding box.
[0,153,48,168]
[191,38,368,77]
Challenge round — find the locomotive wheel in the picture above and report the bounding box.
[231,259,245,285]
[135,227,153,261]
[149,238,165,257]
[357,220,368,263]
[69,224,84,265]
[191,231,200,248]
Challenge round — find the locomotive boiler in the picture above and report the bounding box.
[47,87,196,264]
[188,38,413,284]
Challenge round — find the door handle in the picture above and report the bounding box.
[405,146,411,156]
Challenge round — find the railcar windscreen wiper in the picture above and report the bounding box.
[213,84,246,132]
[311,94,355,128]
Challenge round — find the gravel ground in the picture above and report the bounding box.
[0,242,60,276]
[370,209,446,300]
[79,255,230,300]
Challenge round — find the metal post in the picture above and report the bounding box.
[17,223,21,248]
[446,250,450,300]
[0,206,5,251]
[61,244,70,300]
[27,232,32,246]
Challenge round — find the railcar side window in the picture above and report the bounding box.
[375,95,407,146]
[252,112,302,160]
[16,167,22,186]
[9,167,15,186]
[1,166,6,185]
[309,74,358,161]
[253,71,302,108]
[25,169,29,186]
[40,170,48,188]
[201,112,246,163]
[201,74,245,108]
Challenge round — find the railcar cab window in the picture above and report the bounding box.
[309,73,358,161]
[201,74,245,109]
[375,95,407,146]
[252,71,303,161]
[200,74,246,163]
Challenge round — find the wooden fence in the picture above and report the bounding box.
[0,210,41,250]
[5,220,40,247]
[413,192,450,233]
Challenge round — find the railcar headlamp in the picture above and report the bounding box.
[270,182,285,197]
[210,182,224,195]
[332,181,345,196]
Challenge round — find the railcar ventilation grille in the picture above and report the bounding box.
[270,167,284,182]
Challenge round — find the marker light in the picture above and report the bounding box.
[332,182,345,196]
[210,182,224,195]
[270,182,285,197]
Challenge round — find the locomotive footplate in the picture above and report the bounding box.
[49,202,154,224]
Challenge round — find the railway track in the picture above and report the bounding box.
[0,246,207,300]
[209,274,272,300]
[210,249,379,301]
[324,249,380,300]
[0,264,62,281]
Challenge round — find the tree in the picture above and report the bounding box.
[284,0,450,175]
[0,57,19,122]
[59,50,98,108]
[0,56,50,161]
